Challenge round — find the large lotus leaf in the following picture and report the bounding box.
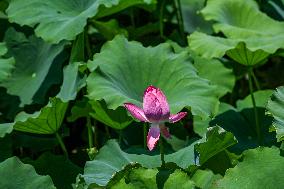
[26,152,82,189]
[0,98,68,135]
[1,28,65,106]
[6,0,156,43]
[202,0,284,38]
[195,126,237,165]
[87,35,219,118]
[0,42,14,82]
[193,56,235,97]
[188,32,280,66]
[0,156,55,189]
[82,139,198,186]
[89,100,132,130]
[214,147,284,189]
[267,86,284,141]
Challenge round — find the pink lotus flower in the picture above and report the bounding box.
[124,86,187,151]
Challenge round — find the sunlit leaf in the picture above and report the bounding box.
[191,169,222,189]
[112,167,158,189]
[267,86,284,141]
[6,0,156,43]
[188,0,284,66]
[164,170,195,189]
[214,147,284,189]
[0,156,55,189]
[202,0,284,38]
[87,35,219,118]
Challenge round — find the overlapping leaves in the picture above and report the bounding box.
[87,35,219,118]
[0,28,65,106]
[81,139,198,187]
[6,0,156,43]
[188,0,284,66]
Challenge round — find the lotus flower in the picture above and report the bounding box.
[124,86,187,151]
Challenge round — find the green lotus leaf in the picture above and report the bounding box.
[6,0,156,43]
[191,169,222,189]
[112,167,159,189]
[93,19,128,40]
[57,62,86,103]
[267,86,284,141]
[0,156,55,189]
[180,0,213,34]
[237,90,273,111]
[26,152,82,189]
[1,28,65,106]
[0,42,14,82]
[195,126,237,165]
[214,147,284,189]
[164,170,195,189]
[82,139,198,186]
[193,56,235,97]
[0,98,68,135]
[89,100,133,130]
[201,0,284,38]
[188,32,279,66]
[188,0,284,66]
[211,101,275,153]
[67,97,93,122]
[87,35,219,118]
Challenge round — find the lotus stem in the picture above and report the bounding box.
[159,0,165,39]
[251,69,261,90]
[159,137,166,167]
[248,69,262,145]
[143,123,147,149]
[55,132,68,158]
[176,0,185,42]
[87,116,93,149]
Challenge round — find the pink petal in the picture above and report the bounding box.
[143,86,170,122]
[147,125,160,151]
[169,112,187,123]
[160,124,171,138]
[124,103,149,122]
